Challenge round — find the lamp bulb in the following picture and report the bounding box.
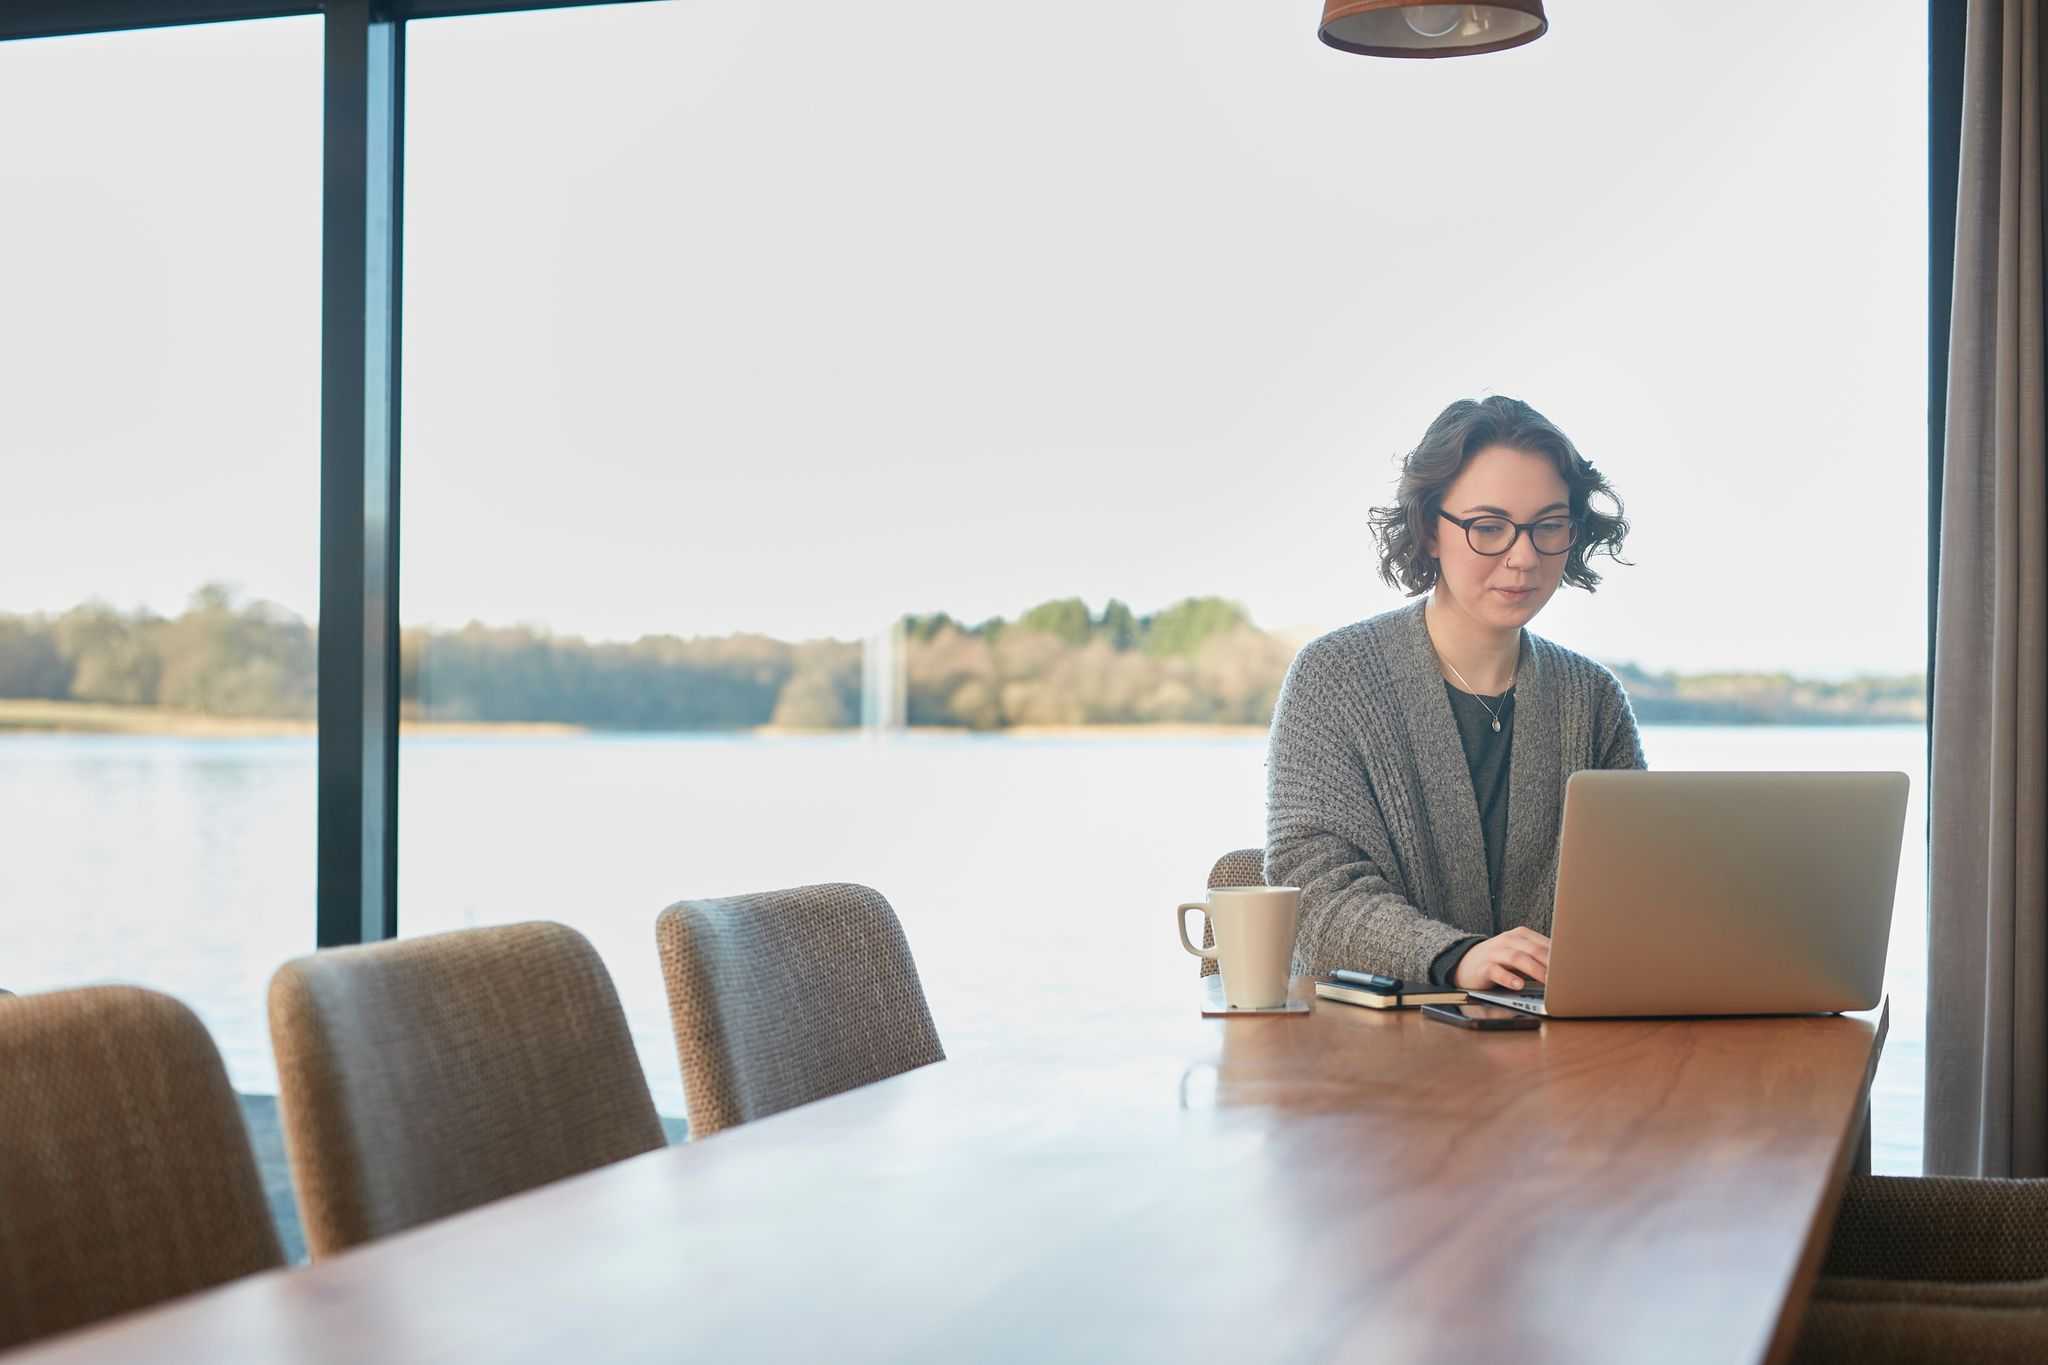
[1403,5,1466,38]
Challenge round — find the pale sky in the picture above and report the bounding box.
[0,0,1927,678]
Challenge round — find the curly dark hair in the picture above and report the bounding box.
[1368,395,1630,596]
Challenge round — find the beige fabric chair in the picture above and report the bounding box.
[1793,1175,2048,1362]
[1198,848,1267,979]
[656,883,943,1138]
[270,921,665,1257]
[0,986,283,1351]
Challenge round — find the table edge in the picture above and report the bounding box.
[1759,995,1891,1365]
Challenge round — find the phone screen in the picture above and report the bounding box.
[1427,1003,1539,1028]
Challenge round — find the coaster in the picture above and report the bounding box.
[1200,976,1311,1017]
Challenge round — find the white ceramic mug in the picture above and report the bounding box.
[1177,885,1301,1009]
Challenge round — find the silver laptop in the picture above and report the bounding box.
[1468,770,1909,1019]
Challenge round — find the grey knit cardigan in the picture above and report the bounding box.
[1264,599,1646,982]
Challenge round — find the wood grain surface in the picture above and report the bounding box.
[8,978,1885,1365]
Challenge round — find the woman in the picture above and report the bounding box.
[1264,395,1642,993]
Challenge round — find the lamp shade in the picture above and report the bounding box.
[1319,2,1547,58]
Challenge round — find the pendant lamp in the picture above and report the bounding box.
[1319,2,1548,58]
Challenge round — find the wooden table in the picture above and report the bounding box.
[11,979,1885,1364]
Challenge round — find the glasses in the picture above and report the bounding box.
[1438,510,1578,557]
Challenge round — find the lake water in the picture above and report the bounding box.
[0,724,1927,1172]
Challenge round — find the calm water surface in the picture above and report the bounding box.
[0,725,1926,1171]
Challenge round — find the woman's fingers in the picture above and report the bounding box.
[1478,929,1554,991]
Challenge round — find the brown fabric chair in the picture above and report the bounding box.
[656,883,943,1138]
[0,986,284,1351]
[1198,848,1267,979]
[1793,1175,2048,1362]
[270,921,665,1257]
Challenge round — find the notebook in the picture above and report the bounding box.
[1314,977,1467,1010]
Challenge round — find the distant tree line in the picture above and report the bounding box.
[1606,661,1924,725]
[0,586,1924,730]
[0,586,317,716]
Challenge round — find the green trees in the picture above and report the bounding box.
[1097,599,1139,650]
[154,587,315,716]
[1141,597,1249,657]
[412,626,814,728]
[0,618,68,699]
[1017,598,1092,646]
[768,643,862,729]
[57,604,161,704]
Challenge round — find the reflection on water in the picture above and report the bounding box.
[0,724,1927,1171]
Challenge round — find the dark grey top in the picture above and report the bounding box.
[1430,682,1515,986]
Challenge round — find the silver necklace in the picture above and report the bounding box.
[1442,656,1514,733]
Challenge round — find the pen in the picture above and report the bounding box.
[1330,969,1403,991]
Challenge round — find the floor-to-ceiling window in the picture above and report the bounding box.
[0,17,322,1100]
[394,0,1928,1159]
[0,0,1926,1170]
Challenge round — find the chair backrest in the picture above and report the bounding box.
[269,921,665,1257]
[1199,848,1268,978]
[656,883,944,1138]
[0,986,284,1351]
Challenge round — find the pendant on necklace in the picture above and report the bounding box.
[1490,718,1501,733]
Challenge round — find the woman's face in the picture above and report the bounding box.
[1423,444,1573,632]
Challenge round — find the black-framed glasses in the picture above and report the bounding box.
[1438,510,1578,557]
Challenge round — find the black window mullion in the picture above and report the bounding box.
[318,0,403,947]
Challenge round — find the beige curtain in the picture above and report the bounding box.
[1928,0,2048,1177]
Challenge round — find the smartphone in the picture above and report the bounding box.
[1421,1002,1541,1031]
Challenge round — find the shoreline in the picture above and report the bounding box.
[0,701,582,738]
[0,703,1274,740]
[0,699,1924,739]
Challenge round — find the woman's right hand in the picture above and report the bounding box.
[1452,926,1552,991]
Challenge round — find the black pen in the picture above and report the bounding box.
[1329,969,1403,992]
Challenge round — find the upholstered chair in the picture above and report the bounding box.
[655,883,943,1138]
[1793,1174,2048,1362]
[0,986,284,1351]
[269,921,665,1257]
[1198,848,1268,978]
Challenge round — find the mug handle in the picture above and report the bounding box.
[1176,902,1217,960]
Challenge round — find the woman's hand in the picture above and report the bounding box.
[1451,927,1552,991]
